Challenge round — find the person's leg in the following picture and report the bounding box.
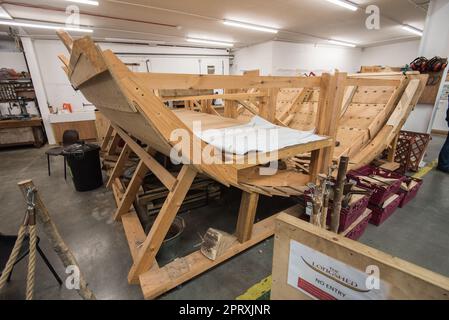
[437,132,449,172]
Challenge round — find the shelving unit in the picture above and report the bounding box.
[0,77,45,147]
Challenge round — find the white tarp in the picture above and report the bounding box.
[194,116,325,155]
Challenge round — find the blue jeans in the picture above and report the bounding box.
[438,132,449,172]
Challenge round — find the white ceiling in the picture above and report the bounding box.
[0,0,428,48]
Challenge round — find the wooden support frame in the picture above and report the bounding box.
[128,164,197,283]
[106,143,131,188]
[224,89,239,118]
[104,126,305,297]
[100,124,114,152]
[107,132,121,156]
[309,73,347,181]
[235,192,260,242]
[114,160,149,221]
[56,31,432,300]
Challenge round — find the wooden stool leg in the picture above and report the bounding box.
[47,154,51,176]
[63,156,67,180]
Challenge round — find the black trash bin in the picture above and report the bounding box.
[63,142,103,191]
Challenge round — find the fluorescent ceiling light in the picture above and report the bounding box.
[105,37,163,44]
[0,20,93,33]
[66,0,99,5]
[324,0,358,11]
[0,6,12,19]
[186,38,233,47]
[223,20,278,34]
[328,39,356,47]
[402,25,423,37]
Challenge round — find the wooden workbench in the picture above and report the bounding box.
[0,117,45,148]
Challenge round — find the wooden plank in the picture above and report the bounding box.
[106,143,131,189]
[111,177,125,206]
[162,92,265,102]
[107,132,121,156]
[259,88,278,122]
[235,192,260,242]
[134,73,322,90]
[206,103,221,116]
[387,133,399,162]
[122,212,147,262]
[0,117,42,129]
[237,100,259,116]
[94,110,110,143]
[112,125,177,191]
[271,213,449,300]
[56,30,74,52]
[100,124,114,152]
[309,73,331,181]
[128,165,197,284]
[277,88,311,122]
[224,89,239,118]
[345,78,401,87]
[322,72,347,168]
[139,212,279,299]
[114,160,149,221]
[340,86,357,117]
[232,138,333,170]
[58,54,70,70]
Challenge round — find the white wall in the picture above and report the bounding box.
[0,52,28,71]
[33,40,92,114]
[31,39,231,114]
[231,42,273,75]
[360,40,420,68]
[231,41,361,76]
[272,41,362,75]
[20,38,231,144]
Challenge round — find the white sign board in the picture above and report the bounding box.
[287,240,390,300]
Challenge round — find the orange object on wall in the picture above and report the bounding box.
[63,103,73,113]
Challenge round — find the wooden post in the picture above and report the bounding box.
[309,74,331,182]
[106,143,131,188]
[107,132,121,156]
[258,88,278,123]
[114,160,149,221]
[101,124,114,152]
[322,72,346,168]
[128,165,197,283]
[235,192,260,243]
[309,72,346,182]
[224,89,238,118]
[387,133,399,162]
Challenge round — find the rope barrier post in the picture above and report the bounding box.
[17,179,96,300]
[25,187,37,300]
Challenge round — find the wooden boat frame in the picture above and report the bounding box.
[56,31,427,299]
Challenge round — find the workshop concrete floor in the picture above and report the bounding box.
[0,134,448,300]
